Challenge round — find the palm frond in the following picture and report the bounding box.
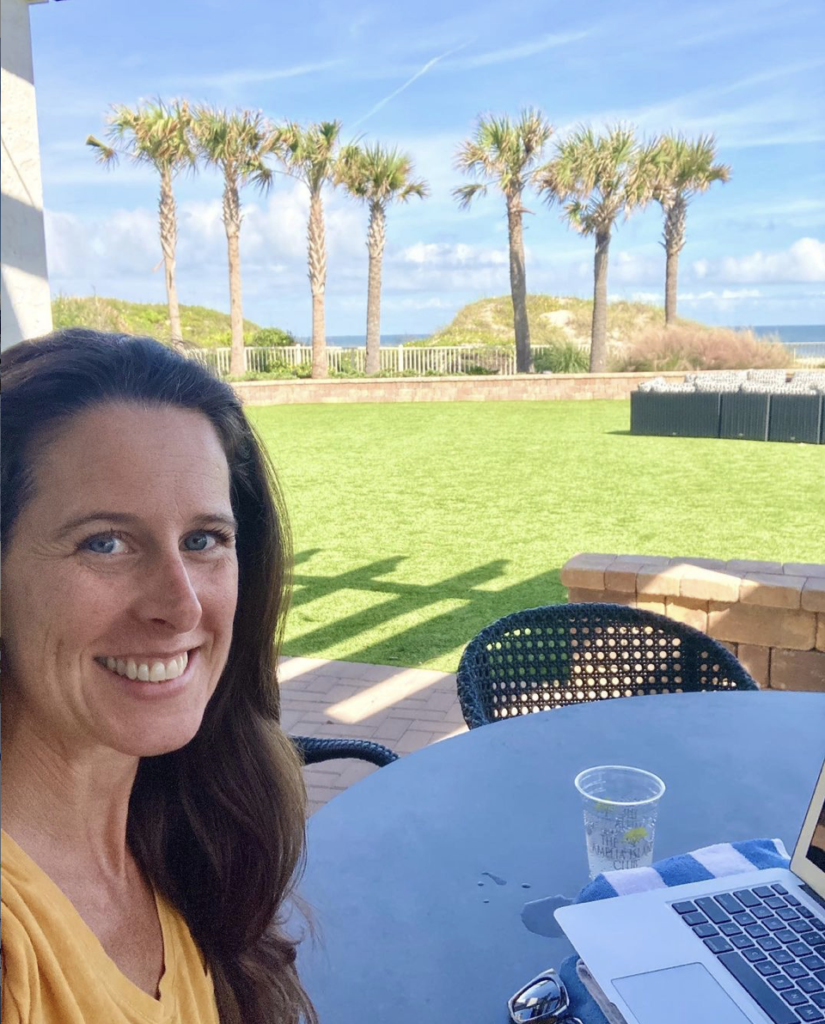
[271,119,344,194]
[86,134,118,166]
[649,132,732,205]
[537,122,645,232]
[191,105,274,187]
[97,98,196,174]
[453,108,554,201]
[452,182,488,209]
[338,141,429,206]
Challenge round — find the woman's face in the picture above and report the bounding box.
[1,402,240,759]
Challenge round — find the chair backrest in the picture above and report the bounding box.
[456,603,757,729]
[291,735,399,767]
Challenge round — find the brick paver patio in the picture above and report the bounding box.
[279,656,468,815]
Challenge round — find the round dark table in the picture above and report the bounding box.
[294,691,825,1023]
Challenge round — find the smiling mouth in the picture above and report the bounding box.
[94,651,190,682]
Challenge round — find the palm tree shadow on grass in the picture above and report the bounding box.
[284,549,566,668]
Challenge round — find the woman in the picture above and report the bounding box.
[1,328,318,1023]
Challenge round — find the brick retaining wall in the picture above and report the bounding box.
[231,371,691,406]
[561,554,825,691]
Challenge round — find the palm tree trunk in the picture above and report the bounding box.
[223,177,244,378]
[159,167,184,352]
[507,192,531,373]
[665,247,680,326]
[365,200,386,375]
[308,190,327,379]
[663,198,687,325]
[590,229,611,372]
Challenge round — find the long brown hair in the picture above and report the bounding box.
[1,328,318,1024]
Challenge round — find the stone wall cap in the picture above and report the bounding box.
[784,563,825,578]
[740,573,806,609]
[727,558,784,574]
[801,577,825,613]
[231,369,692,386]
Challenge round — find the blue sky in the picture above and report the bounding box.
[31,0,825,335]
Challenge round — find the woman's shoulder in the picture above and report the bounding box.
[1,830,220,1024]
[1,835,39,1024]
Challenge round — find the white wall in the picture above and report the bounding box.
[1,0,53,350]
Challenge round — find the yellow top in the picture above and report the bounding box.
[1,830,220,1024]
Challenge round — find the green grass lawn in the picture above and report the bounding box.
[248,400,825,672]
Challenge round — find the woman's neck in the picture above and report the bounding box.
[1,707,140,884]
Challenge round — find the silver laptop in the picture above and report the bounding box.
[556,759,825,1024]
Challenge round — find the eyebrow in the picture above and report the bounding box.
[55,511,239,540]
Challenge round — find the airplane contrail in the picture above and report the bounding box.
[352,42,471,128]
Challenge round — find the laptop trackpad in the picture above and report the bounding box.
[613,963,752,1024]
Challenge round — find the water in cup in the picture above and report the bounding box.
[575,765,665,878]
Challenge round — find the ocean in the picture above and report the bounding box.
[737,325,825,360]
[299,334,428,348]
[310,327,825,360]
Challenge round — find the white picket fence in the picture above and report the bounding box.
[192,344,557,377]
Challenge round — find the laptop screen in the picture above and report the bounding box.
[808,801,825,873]
[792,758,825,897]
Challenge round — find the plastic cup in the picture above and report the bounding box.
[575,765,666,879]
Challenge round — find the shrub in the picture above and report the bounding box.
[372,369,425,378]
[251,327,296,347]
[249,350,301,373]
[532,342,589,374]
[465,364,499,375]
[610,324,789,372]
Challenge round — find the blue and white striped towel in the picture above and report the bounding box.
[557,838,791,1023]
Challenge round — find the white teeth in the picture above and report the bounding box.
[149,661,166,682]
[98,652,190,682]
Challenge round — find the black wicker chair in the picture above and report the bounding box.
[291,735,399,767]
[456,603,757,729]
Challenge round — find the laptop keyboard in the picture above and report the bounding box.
[672,884,825,1023]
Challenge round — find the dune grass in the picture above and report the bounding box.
[52,295,260,348]
[248,400,825,672]
[412,293,703,348]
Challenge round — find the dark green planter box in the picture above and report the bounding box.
[768,394,824,444]
[631,392,720,437]
[720,393,770,441]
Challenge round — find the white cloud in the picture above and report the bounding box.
[169,60,341,90]
[399,241,508,267]
[45,207,160,279]
[693,238,825,284]
[679,288,762,301]
[380,296,456,311]
[45,181,371,305]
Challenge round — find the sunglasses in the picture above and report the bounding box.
[507,968,583,1023]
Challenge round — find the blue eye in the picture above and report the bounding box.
[184,532,214,552]
[85,534,124,555]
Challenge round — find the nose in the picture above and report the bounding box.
[135,548,203,633]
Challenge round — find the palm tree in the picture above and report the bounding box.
[453,109,554,373]
[535,124,656,372]
[337,144,429,374]
[272,121,343,378]
[650,134,731,324]
[191,106,274,377]
[87,99,195,350]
